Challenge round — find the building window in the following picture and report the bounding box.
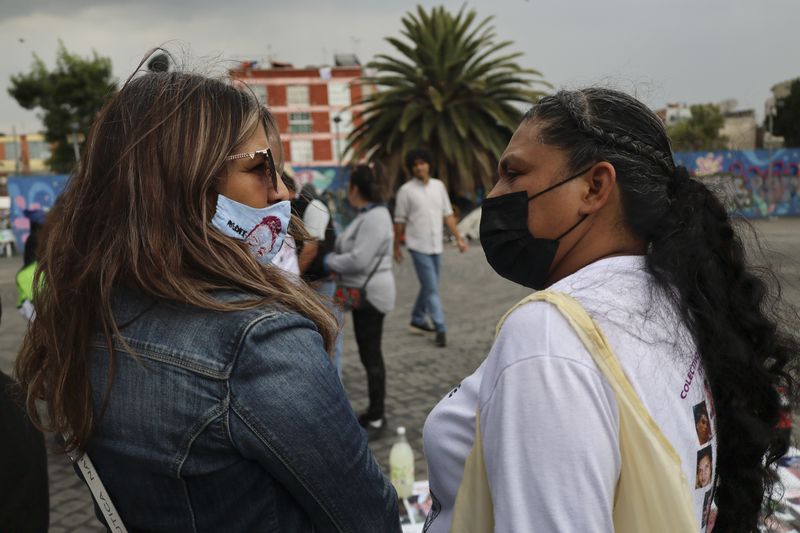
[290,140,313,163]
[289,112,313,133]
[253,85,268,105]
[287,85,309,107]
[330,110,353,135]
[27,141,51,160]
[328,83,351,107]
[361,83,374,98]
[2,141,19,161]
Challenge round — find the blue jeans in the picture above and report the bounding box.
[316,279,344,378]
[409,250,446,333]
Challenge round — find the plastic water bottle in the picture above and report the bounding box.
[389,426,415,499]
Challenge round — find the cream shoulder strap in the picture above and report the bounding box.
[450,291,697,533]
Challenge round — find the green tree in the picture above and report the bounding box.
[8,42,117,173]
[347,5,550,195]
[773,78,800,147]
[667,104,728,152]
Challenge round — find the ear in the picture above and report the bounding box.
[578,162,616,215]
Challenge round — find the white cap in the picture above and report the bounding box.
[397,426,406,436]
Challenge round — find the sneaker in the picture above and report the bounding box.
[409,321,436,335]
[435,331,447,347]
[358,412,385,429]
[358,413,387,439]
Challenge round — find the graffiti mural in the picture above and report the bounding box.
[673,149,800,218]
[291,166,355,231]
[7,175,69,251]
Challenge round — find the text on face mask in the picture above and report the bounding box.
[227,220,248,238]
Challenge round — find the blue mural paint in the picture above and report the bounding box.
[9,153,796,257]
[291,165,355,232]
[7,175,70,252]
[673,149,800,218]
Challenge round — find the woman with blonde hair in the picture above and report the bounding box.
[15,58,399,532]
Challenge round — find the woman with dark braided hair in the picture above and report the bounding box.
[423,88,798,532]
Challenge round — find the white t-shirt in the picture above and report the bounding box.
[302,199,330,241]
[272,234,300,277]
[423,256,718,532]
[394,178,453,255]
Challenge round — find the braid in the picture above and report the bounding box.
[603,132,675,175]
[555,91,602,139]
[556,91,675,175]
[650,179,790,531]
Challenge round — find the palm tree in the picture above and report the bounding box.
[346,5,550,196]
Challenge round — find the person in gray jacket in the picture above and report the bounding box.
[325,165,395,434]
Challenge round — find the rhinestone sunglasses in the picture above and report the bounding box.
[225,147,278,191]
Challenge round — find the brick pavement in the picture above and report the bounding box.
[0,217,798,531]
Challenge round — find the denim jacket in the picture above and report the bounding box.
[84,288,400,532]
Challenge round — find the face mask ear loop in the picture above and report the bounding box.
[527,165,595,202]
[555,214,588,240]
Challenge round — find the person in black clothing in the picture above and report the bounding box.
[0,297,50,532]
[294,183,337,281]
[292,182,345,376]
[324,166,395,434]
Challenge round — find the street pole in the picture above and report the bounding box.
[12,125,19,174]
[765,104,775,219]
[69,121,81,164]
[331,114,344,222]
[333,114,342,168]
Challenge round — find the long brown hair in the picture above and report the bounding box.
[15,65,337,454]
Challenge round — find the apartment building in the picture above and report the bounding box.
[230,54,369,167]
[0,133,52,175]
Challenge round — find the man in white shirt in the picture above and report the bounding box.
[393,148,468,347]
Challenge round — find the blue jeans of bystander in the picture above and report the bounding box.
[409,249,446,333]
[316,279,344,378]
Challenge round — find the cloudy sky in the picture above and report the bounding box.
[1,0,798,135]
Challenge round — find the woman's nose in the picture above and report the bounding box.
[270,174,292,203]
[486,180,512,199]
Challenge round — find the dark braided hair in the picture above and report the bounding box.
[526,88,799,532]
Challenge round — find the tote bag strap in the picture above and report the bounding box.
[66,446,128,532]
[494,291,685,467]
[450,290,696,533]
[360,239,391,291]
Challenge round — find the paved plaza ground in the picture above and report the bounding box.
[1,217,798,531]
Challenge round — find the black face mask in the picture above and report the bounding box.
[479,167,591,290]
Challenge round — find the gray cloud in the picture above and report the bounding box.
[2,0,799,134]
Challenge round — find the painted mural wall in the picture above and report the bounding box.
[6,169,352,256]
[7,152,796,257]
[7,175,69,252]
[673,149,800,218]
[291,165,357,231]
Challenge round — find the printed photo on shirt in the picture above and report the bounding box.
[696,446,713,489]
[701,489,713,527]
[693,401,712,445]
[398,486,433,525]
[705,507,718,532]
